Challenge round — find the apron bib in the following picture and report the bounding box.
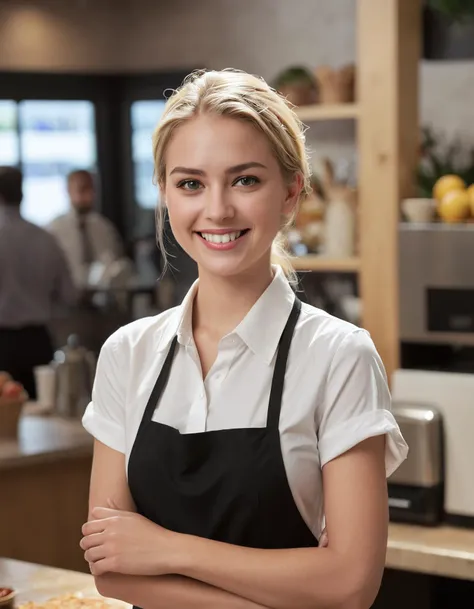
[128,297,317,608]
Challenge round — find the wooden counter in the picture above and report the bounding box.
[387,523,474,581]
[0,409,92,470]
[0,557,129,607]
[1,412,474,583]
[0,525,473,609]
[0,412,92,572]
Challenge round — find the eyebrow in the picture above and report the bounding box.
[169,162,267,176]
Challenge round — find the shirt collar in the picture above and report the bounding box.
[156,266,296,366]
[234,266,296,365]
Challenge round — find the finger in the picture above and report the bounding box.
[82,519,107,536]
[80,532,105,551]
[89,557,116,576]
[84,545,107,564]
[91,507,121,520]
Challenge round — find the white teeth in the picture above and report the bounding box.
[201,231,242,244]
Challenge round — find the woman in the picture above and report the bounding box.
[80,69,408,609]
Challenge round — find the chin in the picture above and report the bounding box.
[197,260,249,279]
[196,253,271,281]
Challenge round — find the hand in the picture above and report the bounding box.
[80,504,180,576]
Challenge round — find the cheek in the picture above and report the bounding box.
[165,196,199,247]
[249,190,286,233]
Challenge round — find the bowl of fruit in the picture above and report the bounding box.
[0,372,28,440]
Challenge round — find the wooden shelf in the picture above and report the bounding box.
[292,255,361,273]
[295,103,359,122]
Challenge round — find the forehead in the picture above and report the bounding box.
[165,114,276,170]
[69,173,93,188]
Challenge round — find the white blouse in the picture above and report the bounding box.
[82,266,408,540]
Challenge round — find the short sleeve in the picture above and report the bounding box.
[82,329,126,453]
[316,329,408,477]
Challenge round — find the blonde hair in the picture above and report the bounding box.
[152,68,312,284]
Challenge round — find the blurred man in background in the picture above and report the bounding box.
[0,167,77,399]
[48,170,125,288]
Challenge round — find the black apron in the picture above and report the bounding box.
[128,297,317,608]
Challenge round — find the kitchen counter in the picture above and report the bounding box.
[0,409,92,572]
[0,557,129,607]
[0,408,92,470]
[387,523,474,581]
[1,412,473,582]
[0,526,473,608]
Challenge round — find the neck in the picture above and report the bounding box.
[193,258,274,341]
[74,207,91,216]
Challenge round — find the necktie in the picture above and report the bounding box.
[78,216,94,266]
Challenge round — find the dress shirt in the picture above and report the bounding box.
[83,265,408,540]
[48,210,124,287]
[0,204,77,328]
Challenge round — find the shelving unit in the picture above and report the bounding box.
[292,0,421,381]
[296,103,359,122]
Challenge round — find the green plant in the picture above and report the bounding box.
[417,126,474,196]
[428,0,474,21]
[272,67,317,89]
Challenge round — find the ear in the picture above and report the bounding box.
[282,173,303,215]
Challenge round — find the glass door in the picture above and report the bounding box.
[130,100,166,210]
[18,100,97,226]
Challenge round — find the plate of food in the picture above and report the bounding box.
[18,593,130,609]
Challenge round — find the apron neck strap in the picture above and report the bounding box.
[143,335,178,423]
[266,296,302,430]
[142,296,302,430]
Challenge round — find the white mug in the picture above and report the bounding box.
[402,198,436,223]
[34,365,56,411]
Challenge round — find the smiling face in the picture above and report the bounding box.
[163,114,299,281]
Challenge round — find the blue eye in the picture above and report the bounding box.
[177,179,203,191]
[234,176,259,187]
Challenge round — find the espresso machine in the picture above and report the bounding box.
[395,223,474,527]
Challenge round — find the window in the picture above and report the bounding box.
[18,100,97,226]
[0,101,19,166]
[131,100,166,209]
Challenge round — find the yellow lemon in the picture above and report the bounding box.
[433,174,466,202]
[438,189,471,223]
[467,184,474,214]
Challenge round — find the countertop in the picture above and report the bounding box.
[0,525,473,607]
[0,407,92,470]
[1,409,474,582]
[386,523,474,580]
[0,558,128,607]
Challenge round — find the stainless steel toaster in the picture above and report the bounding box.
[388,402,444,526]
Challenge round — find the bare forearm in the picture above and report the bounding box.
[178,536,379,609]
[95,573,269,609]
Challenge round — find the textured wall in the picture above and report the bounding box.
[0,0,473,159]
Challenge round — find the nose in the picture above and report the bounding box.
[204,185,235,223]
